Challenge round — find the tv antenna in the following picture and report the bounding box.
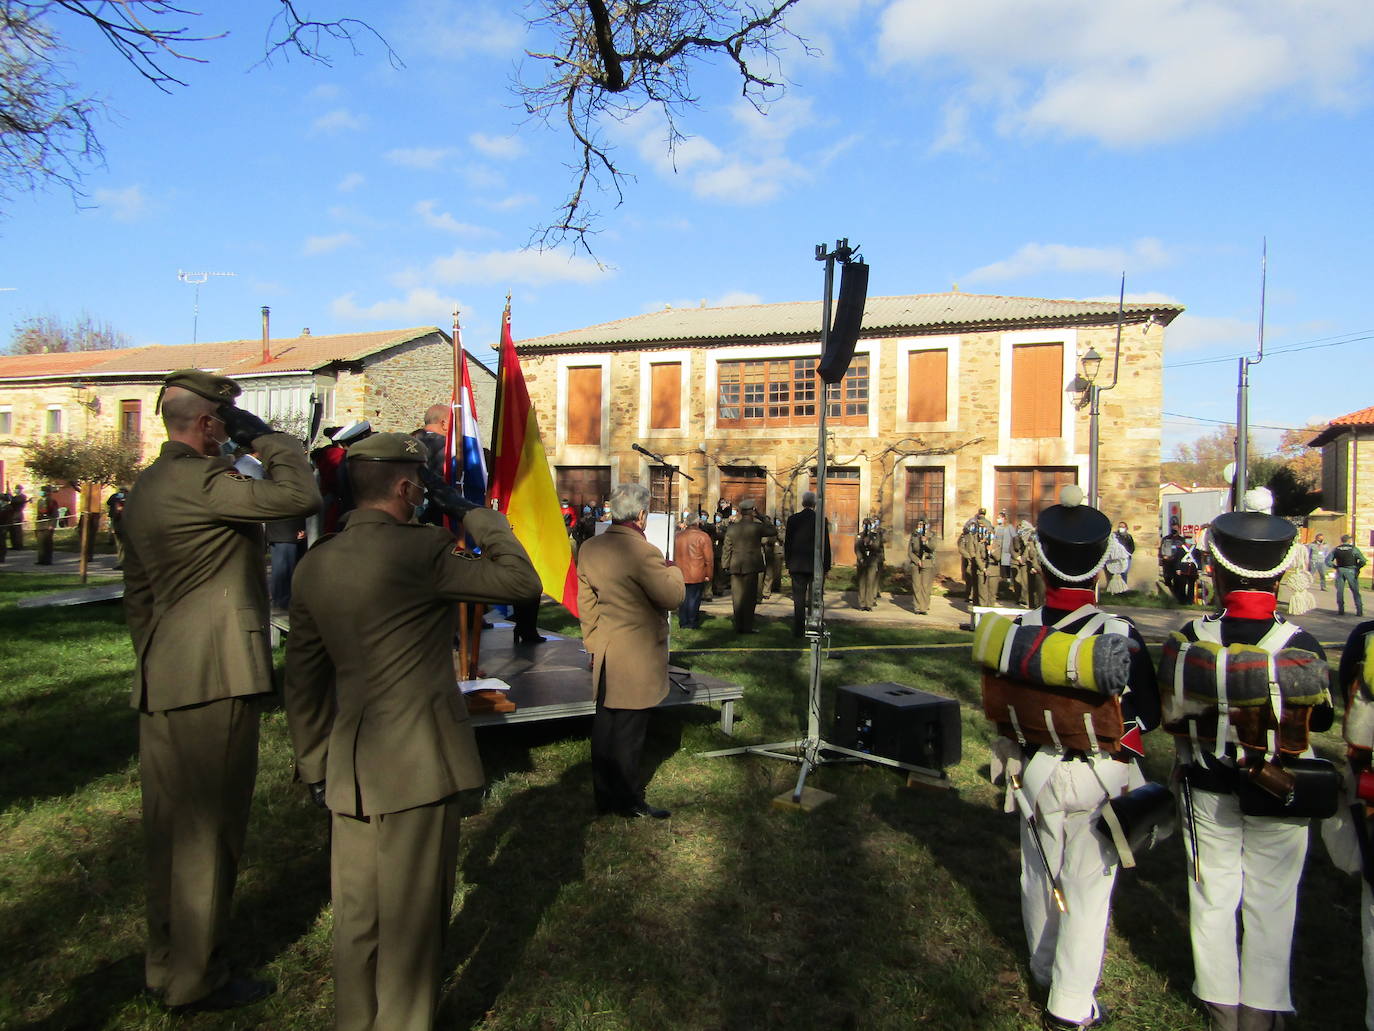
[177,270,236,344]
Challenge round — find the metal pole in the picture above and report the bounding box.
[1234,355,1249,509]
[1088,384,1101,509]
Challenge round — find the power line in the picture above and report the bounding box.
[1160,410,1309,432]
[1165,329,1374,369]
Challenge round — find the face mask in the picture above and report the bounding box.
[404,481,426,522]
[218,438,238,458]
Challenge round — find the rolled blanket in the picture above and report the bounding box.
[1158,632,1328,710]
[972,612,1134,696]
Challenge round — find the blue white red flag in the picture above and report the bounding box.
[457,349,487,506]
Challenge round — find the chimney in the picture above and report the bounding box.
[301,327,311,336]
[261,306,271,363]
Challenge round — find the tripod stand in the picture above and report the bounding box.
[701,240,943,803]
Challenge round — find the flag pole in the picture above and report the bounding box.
[452,307,475,682]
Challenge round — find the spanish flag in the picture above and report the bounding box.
[488,301,579,616]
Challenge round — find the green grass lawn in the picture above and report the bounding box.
[0,574,1363,1030]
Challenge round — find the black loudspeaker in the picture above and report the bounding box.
[817,260,868,384]
[831,682,962,771]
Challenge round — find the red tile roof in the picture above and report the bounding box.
[0,327,445,380]
[1308,404,1374,446]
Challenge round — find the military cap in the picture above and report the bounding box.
[345,432,427,463]
[738,497,757,511]
[1035,484,1112,582]
[1205,510,1298,581]
[157,368,240,411]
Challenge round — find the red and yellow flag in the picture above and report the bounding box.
[488,301,579,616]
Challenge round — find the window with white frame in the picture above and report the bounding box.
[0,407,11,435]
[45,406,63,434]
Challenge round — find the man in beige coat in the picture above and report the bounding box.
[284,432,539,1031]
[122,369,321,1011]
[577,482,685,818]
[721,497,777,633]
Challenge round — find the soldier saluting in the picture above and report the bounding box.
[283,432,539,1031]
[121,370,321,1011]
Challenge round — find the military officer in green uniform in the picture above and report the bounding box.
[121,370,321,1011]
[721,498,777,633]
[907,516,936,614]
[283,433,539,1031]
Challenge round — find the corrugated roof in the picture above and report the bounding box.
[1308,404,1374,446]
[0,327,444,380]
[517,292,1185,350]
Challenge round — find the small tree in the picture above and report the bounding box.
[9,312,131,355]
[24,431,144,488]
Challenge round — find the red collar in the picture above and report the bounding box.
[1222,590,1277,621]
[1045,586,1097,611]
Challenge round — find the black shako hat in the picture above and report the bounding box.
[1205,511,1297,581]
[1035,484,1112,582]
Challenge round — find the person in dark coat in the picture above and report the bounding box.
[784,491,831,638]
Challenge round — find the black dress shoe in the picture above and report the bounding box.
[172,977,274,1013]
[516,633,547,645]
[629,802,671,819]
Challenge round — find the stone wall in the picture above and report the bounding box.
[519,318,1165,585]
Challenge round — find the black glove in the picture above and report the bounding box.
[308,780,328,810]
[218,404,275,447]
[419,466,477,519]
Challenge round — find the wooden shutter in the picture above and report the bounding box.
[649,362,681,429]
[566,366,601,445]
[1011,343,1062,438]
[906,349,948,423]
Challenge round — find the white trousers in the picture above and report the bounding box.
[1020,751,1131,1024]
[1183,786,1309,1011]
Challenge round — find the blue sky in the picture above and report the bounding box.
[3,0,1372,458]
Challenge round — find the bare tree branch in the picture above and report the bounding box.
[519,0,810,256]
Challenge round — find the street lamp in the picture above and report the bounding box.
[1068,346,1104,508]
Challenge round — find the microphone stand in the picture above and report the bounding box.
[631,442,694,561]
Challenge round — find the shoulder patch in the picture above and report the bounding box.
[450,542,479,558]
[223,471,255,481]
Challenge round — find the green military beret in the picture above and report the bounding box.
[346,432,427,463]
[162,368,241,404]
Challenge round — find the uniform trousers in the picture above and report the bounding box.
[1020,752,1131,1024]
[790,573,815,637]
[1183,786,1308,1011]
[912,564,933,613]
[856,560,881,608]
[139,696,259,1006]
[1337,567,1365,616]
[331,799,462,1031]
[730,572,762,632]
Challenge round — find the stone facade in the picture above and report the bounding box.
[1316,423,1374,552]
[0,327,496,509]
[517,294,1178,588]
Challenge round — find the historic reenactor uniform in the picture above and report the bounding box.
[122,370,320,1010]
[1164,510,1336,1031]
[284,433,538,1031]
[578,484,686,818]
[1323,618,1374,1031]
[1161,521,1186,591]
[784,493,831,638]
[855,517,885,610]
[975,486,1160,1030]
[8,484,27,548]
[907,518,936,614]
[1173,538,1202,604]
[721,499,777,633]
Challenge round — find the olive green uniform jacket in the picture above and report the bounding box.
[123,432,321,711]
[283,507,540,817]
[720,517,778,575]
[577,523,685,710]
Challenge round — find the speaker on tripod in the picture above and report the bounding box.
[817,259,868,384]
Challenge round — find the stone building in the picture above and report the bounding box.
[0,325,494,492]
[1310,404,1374,550]
[516,292,1182,579]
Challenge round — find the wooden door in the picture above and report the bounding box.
[556,466,611,515]
[809,469,860,565]
[719,468,768,514]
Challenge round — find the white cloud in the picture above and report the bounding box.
[878,0,1374,146]
[429,248,608,286]
[307,83,342,102]
[469,132,525,159]
[964,238,1170,283]
[337,172,365,193]
[93,185,148,222]
[1164,312,1256,353]
[414,200,487,236]
[386,146,458,170]
[311,108,366,134]
[399,0,523,57]
[302,232,359,256]
[485,193,538,211]
[644,291,763,312]
[332,287,458,323]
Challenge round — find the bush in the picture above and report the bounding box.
[24,433,144,488]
